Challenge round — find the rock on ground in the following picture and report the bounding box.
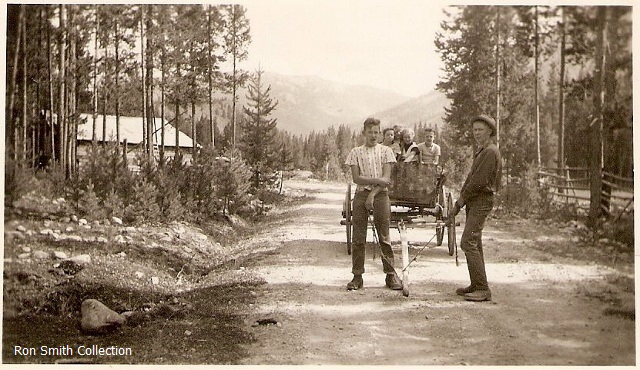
[80,299,126,334]
[53,251,68,259]
[67,254,91,265]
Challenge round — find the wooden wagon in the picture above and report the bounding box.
[340,162,458,296]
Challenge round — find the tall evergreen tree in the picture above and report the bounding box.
[435,5,536,177]
[206,5,225,148]
[221,4,251,156]
[240,67,278,188]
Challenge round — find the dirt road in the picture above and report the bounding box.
[238,179,634,365]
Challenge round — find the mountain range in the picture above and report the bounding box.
[255,71,450,136]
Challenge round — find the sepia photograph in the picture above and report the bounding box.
[2,0,635,365]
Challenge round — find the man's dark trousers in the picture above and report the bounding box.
[460,195,493,290]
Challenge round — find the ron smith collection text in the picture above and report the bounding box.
[14,345,132,357]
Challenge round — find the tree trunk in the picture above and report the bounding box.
[231,5,238,157]
[160,41,166,164]
[175,63,181,155]
[557,7,566,190]
[47,6,55,163]
[68,6,78,176]
[601,8,619,209]
[191,49,197,157]
[21,8,27,161]
[102,41,108,143]
[92,8,99,144]
[191,100,196,157]
[7,5,24,162]
[58,4,67,173]
[494,6,501,148]
[207,5,214,147]
[588,7,609,226]
[115,17,121,148]
[66,6,74,175]
[123,139,128,168]
[140,8,147,158]
[102,87,108,143]
[146,5,155,163]
[36,8,44,163]
[534,6,541,166]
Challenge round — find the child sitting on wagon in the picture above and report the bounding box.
[399,127,420,162]
[417,127,441,165]
[381,127,401,159]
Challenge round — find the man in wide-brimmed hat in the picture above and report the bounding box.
[449,114,502,302]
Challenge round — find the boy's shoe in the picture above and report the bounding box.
[464,290,492,302]
[455,285,474,296]
[347,275,363,291]
[385,273,403,290]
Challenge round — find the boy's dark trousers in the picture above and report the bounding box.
[350,189,395,275]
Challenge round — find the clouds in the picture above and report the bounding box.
[244,0,447,97]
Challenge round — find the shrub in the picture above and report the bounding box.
[161,152,191,201]
[103,189,125,219]
[495,164,552,218]
[35,166,67,200]
[123,177,161,224]
[162,191,186,222]
[611,215,634,250]
[78,181,106,219]
[601,210,634,251]
[215,157,253,215]
[4,159,38,206]
[81,143,132,200]
[186,148,220,219]
[152,165,186,222]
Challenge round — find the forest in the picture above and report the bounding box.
[4,4,633,225]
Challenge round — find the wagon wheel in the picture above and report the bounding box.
[436,189,445,246]
[446,193,457,257]
[344,183,353,255]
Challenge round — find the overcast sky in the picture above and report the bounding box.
[243,0,449,98]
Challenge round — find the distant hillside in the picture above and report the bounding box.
[360,90,450,131]
[166,72,445,139]
[252,72,410,136]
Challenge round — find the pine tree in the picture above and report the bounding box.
[103,189,125,218]
[240,67,279,190]
[124,177,161,224]
[215,157,252,215]
[335,124,355,169]
[221,4,251,155]
[78,181,105,219]
[435,5,536,177]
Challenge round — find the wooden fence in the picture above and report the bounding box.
[537,167,633,217]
